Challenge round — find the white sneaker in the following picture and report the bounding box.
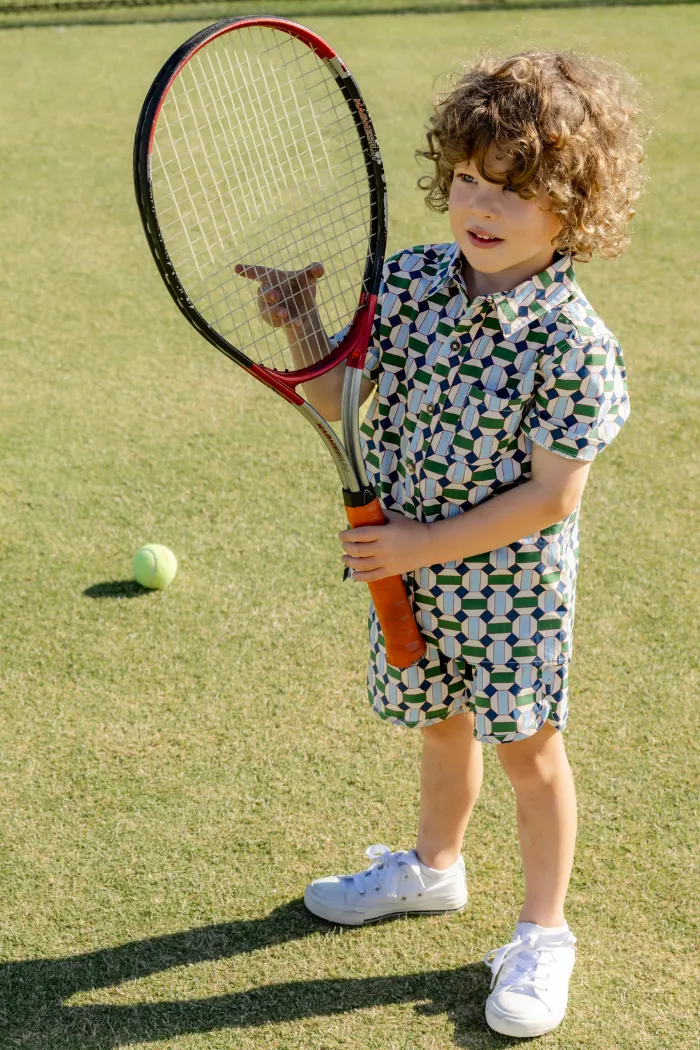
[304,843,468,926]
[484,922,577,1037]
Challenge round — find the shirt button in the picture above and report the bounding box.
[450,339,461,351]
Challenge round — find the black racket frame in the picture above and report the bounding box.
[133,16,387,410]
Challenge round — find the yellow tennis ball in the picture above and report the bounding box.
[132,544,178,590]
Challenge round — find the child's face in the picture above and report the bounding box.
[448,144,562,282]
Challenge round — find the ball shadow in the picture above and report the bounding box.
[83,579,150,599]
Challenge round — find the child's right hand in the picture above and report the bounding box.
[235,262,325,339]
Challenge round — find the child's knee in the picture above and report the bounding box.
[421,710,475,742]
[497,723,565,781]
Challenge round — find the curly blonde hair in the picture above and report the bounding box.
[416,49,649,262]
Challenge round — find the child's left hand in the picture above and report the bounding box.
[338,509,434,582]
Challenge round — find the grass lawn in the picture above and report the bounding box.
[0,3,697,1047]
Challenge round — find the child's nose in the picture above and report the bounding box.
[470,195,497,219]
[469,189,500,216]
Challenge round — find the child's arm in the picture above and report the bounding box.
[339,445,591,580]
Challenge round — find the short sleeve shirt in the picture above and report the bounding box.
[360,242,631,669]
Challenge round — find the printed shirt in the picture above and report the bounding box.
[360,242,631,669]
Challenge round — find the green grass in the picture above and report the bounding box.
[0,5,697,1049]
[0,0,695,32]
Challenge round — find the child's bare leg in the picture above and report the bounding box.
[415,711,483,870]
[497,722,577,927]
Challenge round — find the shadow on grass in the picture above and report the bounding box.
[83,579,149,599]
[0,901,520,1048]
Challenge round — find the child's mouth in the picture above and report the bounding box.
[467,230,503,249]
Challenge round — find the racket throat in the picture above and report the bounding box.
[341,363,370,490]
[293,399,359,492]
[291,363,371,494]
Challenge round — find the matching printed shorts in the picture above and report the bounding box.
[366,613,569,744]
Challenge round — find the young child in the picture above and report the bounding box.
[249,48,646,1039]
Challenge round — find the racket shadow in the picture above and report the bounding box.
[83,579,150,599]
[0,900,497,1048]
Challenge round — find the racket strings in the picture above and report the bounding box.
[150,25,375,373]
[172,42,369,319]
[159,33,370,367]
[161,162,369,289]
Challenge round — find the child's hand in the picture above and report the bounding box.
[235,262,324,336]
[338,509,434,582]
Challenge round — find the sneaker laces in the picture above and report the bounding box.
[351,844,426,899]
[484,929,577,1004]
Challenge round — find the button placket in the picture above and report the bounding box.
[419,318,472,463]
[446,313,473,354]
[432,330,471,448]
[405,426,422,468]
[418,378,440,421]
[422,371,454,453]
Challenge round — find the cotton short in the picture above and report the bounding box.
[367,613,569,744]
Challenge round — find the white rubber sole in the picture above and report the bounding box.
[303,887,468,926]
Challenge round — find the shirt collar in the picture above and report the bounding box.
[428,242,578,339]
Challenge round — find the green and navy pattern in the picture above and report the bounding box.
[360,242,630,742]
[367,635,569,739]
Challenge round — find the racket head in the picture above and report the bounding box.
[133,17,387,393]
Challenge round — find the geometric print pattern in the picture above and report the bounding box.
[358,242,630,735]
[367,625,569,743]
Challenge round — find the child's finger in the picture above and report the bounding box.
[259,302,306,331]
[259,303,286,326]
[343,554,378,570]
[235,263,276,281]
[338,527,380,544]
[341,540,375,558]
[350,567,388,583]
[300,262,324,283]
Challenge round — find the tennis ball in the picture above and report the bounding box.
[132,544,178,590]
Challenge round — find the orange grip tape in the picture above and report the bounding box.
[345,497,426,669]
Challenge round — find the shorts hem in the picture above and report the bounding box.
[367,650,569,739]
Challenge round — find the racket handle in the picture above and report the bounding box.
[343,491,426,669]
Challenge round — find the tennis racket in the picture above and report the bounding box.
[133,16,426,669]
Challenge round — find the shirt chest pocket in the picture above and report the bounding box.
[439,384,530,463]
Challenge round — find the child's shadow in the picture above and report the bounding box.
[0,902,523,1048]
